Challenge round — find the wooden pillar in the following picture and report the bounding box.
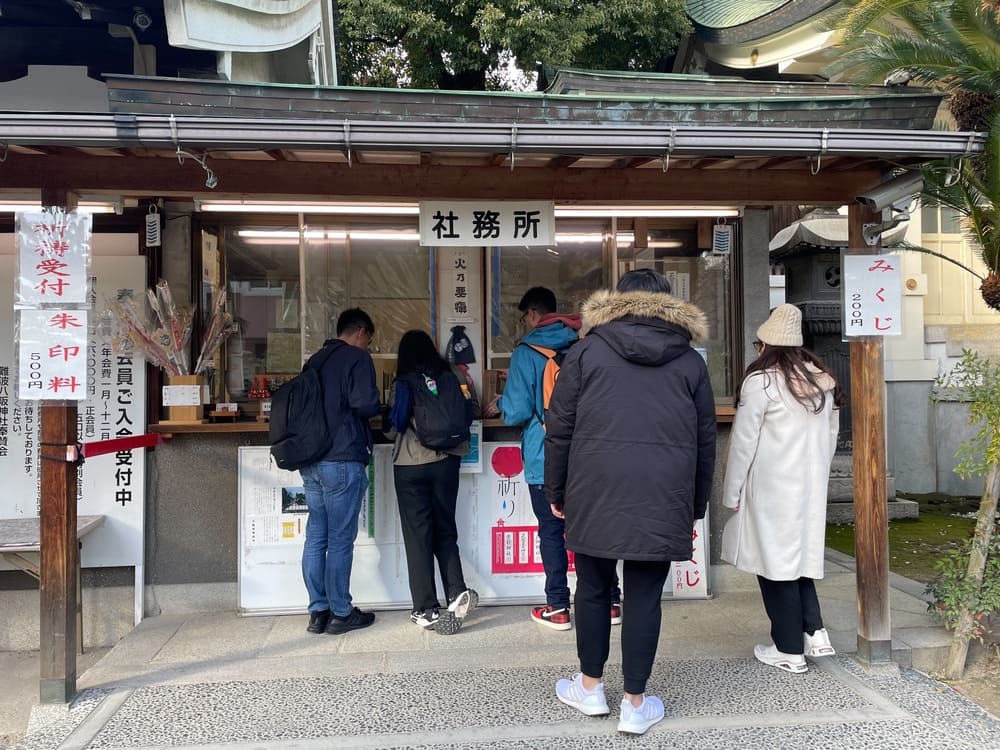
[848,202,892,665]
[38,188,79,704]
[39,405,79,703]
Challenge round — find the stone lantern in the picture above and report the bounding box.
[769,208,913,518]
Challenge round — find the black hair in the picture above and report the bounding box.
[736,346,847,413]
[336,308,374,336]
[617,268,672,294]
[395,330,449,376]
[517,286,557,314]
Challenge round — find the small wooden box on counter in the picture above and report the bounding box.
[161,374,207,425]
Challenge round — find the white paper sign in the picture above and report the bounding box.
[15,211,91,307]
[420,201,555,247]
[670,516,709,599]
[17,309,88,400]
[842,253,902,336]
[162,385,202,406]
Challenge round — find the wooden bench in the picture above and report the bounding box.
[0,515,105,653]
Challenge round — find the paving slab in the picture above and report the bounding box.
[5,552,998,750]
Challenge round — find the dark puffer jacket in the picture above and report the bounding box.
[544,290,717,562]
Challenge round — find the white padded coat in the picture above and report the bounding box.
[720,367,840,581]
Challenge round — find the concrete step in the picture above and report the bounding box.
[827,496,919,524]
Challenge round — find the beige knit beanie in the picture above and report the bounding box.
[757,303,803,347]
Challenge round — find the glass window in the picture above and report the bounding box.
[617,222,733,398]
[209,217,429,404]
[487,219,608,366]
[940,207,962,234]
[204,211,735,411]
[301,219,429,400]
[921,204,939,233]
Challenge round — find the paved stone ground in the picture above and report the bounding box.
[6,655,1000,750]
[4,556,998,750]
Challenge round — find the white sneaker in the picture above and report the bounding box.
[754,643,808,674]
[448,588,479,619]
[555,673,610,716]
[804,628,836,657]
[617,695,664,735]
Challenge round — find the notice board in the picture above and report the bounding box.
[238,443,708,614]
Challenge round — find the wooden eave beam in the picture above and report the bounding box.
[549,155,581,168]
[610,156,657,169]
[0,152,884,205]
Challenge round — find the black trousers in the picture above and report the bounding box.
[574,551,670,695]
[394,455,467,612]
[756,576,825,655]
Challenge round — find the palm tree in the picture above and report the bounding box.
[829,0,1000,310]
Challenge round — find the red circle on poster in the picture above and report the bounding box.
[491,446,523,478]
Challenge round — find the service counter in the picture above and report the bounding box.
[146,410,734,612]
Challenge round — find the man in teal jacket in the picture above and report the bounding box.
[499,287,621,630]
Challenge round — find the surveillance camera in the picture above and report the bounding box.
[855,172,924,212]
[133,8,152,31]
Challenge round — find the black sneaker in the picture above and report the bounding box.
[306,609,331,634]
[325,607,375,634]
[436,609,462,636]
[410,609,440,629]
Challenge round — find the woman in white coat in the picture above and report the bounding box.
[721,303,844,674]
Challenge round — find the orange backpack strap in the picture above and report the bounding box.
[524,344,560,414]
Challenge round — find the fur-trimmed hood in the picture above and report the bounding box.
[581,290,709,367]
[582,290,709,340]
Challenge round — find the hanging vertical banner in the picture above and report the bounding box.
[16,309,88,400]
[842,252,902,337]
[15,211,92,308]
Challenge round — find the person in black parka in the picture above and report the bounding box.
[546,269,716,736]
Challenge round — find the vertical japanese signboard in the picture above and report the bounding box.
[14,211,92,400]
[17,310,87,399]
[842,253,902,337]
[0,251,146,580]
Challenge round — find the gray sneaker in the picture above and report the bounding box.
[555,673,610,716]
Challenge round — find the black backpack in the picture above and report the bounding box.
[269,341,344,471]
[401,368,473,450]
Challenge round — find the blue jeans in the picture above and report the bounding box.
[301,460,368,618]
[529,484,570,609]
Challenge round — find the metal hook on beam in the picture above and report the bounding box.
[510,124,517,171]
[170,115,217,189]
[662,126,676,173]
[344,120,352,167]
[810,128,829,175]
[0,141,7,163]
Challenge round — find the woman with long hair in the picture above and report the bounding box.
[387,330,478,635]
[721,303,845,673]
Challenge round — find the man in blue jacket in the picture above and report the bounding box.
[499,287,621,630]
[301,308,382,635]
